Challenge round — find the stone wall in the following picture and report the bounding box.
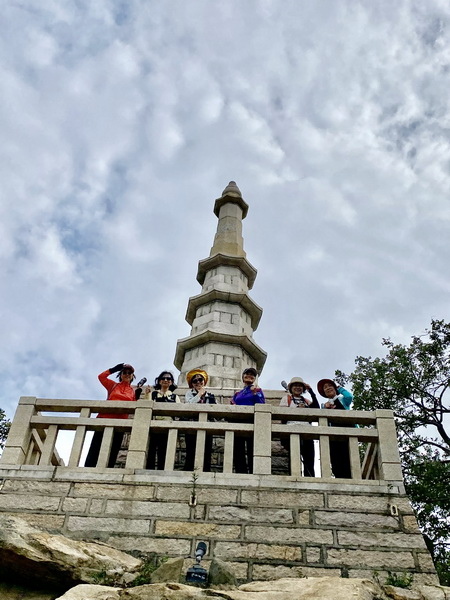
[0,467,438,586]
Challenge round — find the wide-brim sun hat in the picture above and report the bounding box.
[186,368,208,388]
[288,377,306,393]
[317,379,338,398]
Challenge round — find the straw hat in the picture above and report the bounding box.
[288,377,306,393]
[186,368,208,388]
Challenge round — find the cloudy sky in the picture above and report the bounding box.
[1,0,450,424]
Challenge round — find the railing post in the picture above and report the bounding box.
[375,409,403,482]
[223,430,234,473]
[0,397,36,465]
[194,413,207,471]
[97,427,114,468]
[349,436,362,479]
[68,407,91,467]
[318,416,332,478]
[164,428,178,471]
[39,425,59,466]
[289,434,301,476]
[126,400,153,469]
[253,404,272,475]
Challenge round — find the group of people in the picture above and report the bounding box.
[279,375,353,478]
[85,363,353,478]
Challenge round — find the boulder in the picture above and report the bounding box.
[150,557,184,583]
[0,514,142,589]
[121,582,206,598]
[233,577,388,600]
[208,558,237,587]
[55,584,121,599]
[418,585,449,600]
[384,585,421,600]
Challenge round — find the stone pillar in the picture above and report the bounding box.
[126,399,153,469]
[0,396,36,465]
[375,409,403,483]
[253,404,272,475]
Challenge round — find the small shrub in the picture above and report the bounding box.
[385,571,413,589]
[129,556,169,587]
[91,570,122,586]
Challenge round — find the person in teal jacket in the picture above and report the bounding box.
[317,379,353,478]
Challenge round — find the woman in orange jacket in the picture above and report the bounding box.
[85,363,142,468]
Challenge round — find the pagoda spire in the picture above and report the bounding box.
[174,182,267,389]
[209,181,247,257]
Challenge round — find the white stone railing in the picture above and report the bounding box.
[0,396,403,482]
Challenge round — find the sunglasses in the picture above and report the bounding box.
[160,376,173,381]
[192,378,204,384]
[122,370,133,375]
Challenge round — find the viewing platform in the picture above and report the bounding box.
[0,392,437,585]
[0,392,401,487]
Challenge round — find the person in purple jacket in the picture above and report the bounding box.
[231,367,265,473]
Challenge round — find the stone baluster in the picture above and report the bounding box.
[96,427,114,468]
[68,407,91,467]
[39,425,59,466]
[223,430,234,473]
[348,436,362,479]
[194,412,208,471]
[318,416,332,478]
[289,434,302,476]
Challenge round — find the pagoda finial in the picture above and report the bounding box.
[214,181,248,220]
[211,181,249,257]
[222,181,242,198]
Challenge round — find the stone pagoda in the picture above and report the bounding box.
[174,181,267,389]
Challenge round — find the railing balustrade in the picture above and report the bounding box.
[0,395,403,482]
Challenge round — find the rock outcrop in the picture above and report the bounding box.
[54,579,450,600]
[1,515,449,600]
[0,514,142,590]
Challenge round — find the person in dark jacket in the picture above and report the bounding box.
[317,378,353,478]
[146,371,180,470]
[280,377,320,476]
[231,368,265,474]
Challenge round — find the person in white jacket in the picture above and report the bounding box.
[184,368,216,471]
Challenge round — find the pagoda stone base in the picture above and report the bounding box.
[0,467,438,586]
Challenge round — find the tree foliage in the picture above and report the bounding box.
[0,408,11,451]
[338,319,450,585]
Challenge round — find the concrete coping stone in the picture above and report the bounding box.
[0,466,404,497]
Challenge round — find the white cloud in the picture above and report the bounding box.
[1,0,450,424]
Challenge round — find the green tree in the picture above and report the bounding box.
[338,319,450,585]
[0,408,11,451]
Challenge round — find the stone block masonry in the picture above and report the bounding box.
[0,468,438,585]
